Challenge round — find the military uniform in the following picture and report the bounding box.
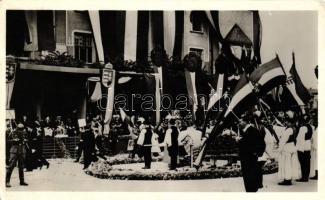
[6,126,29,187]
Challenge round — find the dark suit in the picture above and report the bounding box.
[142,128,153,168]
[83,130,95,169]
[239,125,266,192]
[167,126,179,170]
[6,128,28,184]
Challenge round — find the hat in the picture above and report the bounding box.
[137,117,145,123]
[34,120,41,126]
[17,123,24,129]
[286,110,295,119]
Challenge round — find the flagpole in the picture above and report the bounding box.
[276,53,288,78]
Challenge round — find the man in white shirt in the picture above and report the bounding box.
[137,122,155,169]
[296,116,313,182]
[310,125,318,180]
[277,116,300,186]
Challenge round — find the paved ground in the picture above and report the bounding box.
[6,159,317,192]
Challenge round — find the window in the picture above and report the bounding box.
[74,32,93,63]
[189,47,204,61]
[191,18,203,33]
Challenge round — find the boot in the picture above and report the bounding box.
[6,182,11,188]
[20,182,28,186]
[296,178,308,182]
[310,170,318,180]
[278,179,292,186]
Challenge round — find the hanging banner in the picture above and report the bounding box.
[88,11,105,63]
[6,56,17,110]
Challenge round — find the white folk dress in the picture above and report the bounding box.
[277,127,301,181]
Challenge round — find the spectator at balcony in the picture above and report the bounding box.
[66,118,77,136]
[43,116,54,137]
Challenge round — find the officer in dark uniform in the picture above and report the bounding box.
[6,123,29,188]
[237,115,266,192]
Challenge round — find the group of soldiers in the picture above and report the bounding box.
[235,110,317,192]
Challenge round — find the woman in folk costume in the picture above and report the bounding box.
[277,111,301,185]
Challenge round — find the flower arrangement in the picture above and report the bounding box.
[35,51,86,68]
[85,158,278,180]
[105,154,144,165]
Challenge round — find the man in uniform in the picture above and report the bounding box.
[6,123,29,187]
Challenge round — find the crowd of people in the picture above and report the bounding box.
[233,109,318,192]
[5,108,318,192]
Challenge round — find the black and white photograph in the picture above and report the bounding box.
[3,6,319,194]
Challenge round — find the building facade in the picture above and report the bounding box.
[7,10,257,120]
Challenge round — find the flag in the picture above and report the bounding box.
[173,11,184,60]
[163,11,176,56]
[144,73,161,125]
[119,108,134,127]
[124,11,138,61]
[289,53,311,104]
[207,73,224,111]
[136,11,150,67]
[103,70,116,124]
[24,11,38,51]
[185,70,198,121]
[249,56,286,96]
[6,10,31,56]
[252,11,262,64]
[37,11,55,51]
[87,77,102,102]
[224,73,255,120]
[88,11,105,62]
[205,10,262,64]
